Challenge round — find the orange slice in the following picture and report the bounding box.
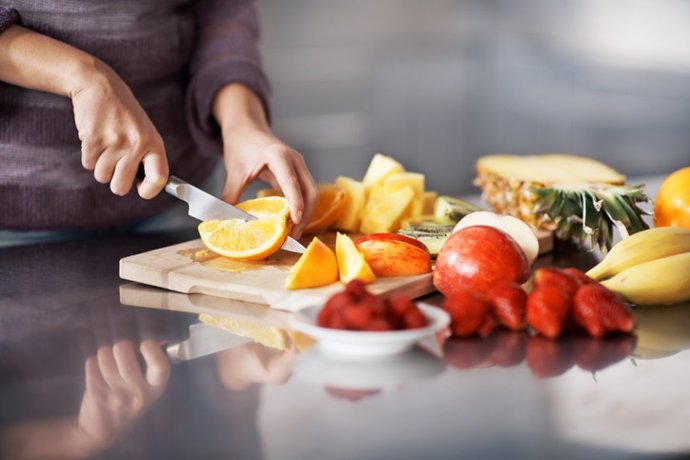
[335,232,376,283]
[198,197,290,261]
[198,217,288,261]
[284,237,338,289]
[304,184,347,234]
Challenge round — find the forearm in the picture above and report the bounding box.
[212,83,270,136]
[0,25,97,97]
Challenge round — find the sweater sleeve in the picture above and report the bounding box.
[186,0,272,156]
[0,7,20,33]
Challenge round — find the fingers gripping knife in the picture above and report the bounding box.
[136,168,306,253]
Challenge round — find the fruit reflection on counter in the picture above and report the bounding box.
[443,330,636,378]
[317,280,427,331]
[586,227,690,305]
[475,154,651,251]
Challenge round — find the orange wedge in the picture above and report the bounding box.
[284,237,338,289]
[304,184,347,234]
[335,232,376,284]
[198,196,290,261]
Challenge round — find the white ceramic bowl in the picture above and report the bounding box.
[289,302,450,360]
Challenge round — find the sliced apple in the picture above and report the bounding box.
[335,232,376,284]
[452,211,539,265]
[355,233,432,277]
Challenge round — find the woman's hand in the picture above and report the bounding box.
[70,62,169,199]
[0,25,168,198]
[213,84,318,238]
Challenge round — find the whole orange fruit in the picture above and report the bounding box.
[654,167,690,228]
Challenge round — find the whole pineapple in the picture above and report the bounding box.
[475,154,652,251]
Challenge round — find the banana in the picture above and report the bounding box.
[586,227,690,280]
[601,252,690,305]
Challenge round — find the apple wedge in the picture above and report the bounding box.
[452,211,539,265]
[355,233,432,277]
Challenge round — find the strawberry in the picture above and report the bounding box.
[563,268,596,286]
[342,304,372,330]
[327,313,348,330]
[526,335,574,378]
[487,282,527,331]
[403,308,427,329]
[572,284,635,338]
[526,286,571,339]
[368,318,393,331]
[572,334,637,372]
[387,294,415,317]
[488,331,527,367]
[533,267,580,296]
[345,279,368,301]
[442,288,492,337]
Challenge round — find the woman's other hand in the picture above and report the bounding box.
[70,61,169,199]
[213,83,318,239]
[0,25,168,199]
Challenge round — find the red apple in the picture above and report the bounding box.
[355,234,432,277]
[433,226,530,297]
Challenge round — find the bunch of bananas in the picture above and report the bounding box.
[587,227,690,305]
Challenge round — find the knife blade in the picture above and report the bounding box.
[137,169,305,253]
[166,323,253,362]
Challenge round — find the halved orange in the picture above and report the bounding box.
[304,185,347,234]
[284,237,338,289]
[236,196,290,220]
[335,232,376,283]
[256,185,346,234]
[198,196,290,260]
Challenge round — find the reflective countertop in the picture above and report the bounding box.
[1,224,689,460]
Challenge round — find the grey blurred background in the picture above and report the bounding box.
[256,0,690,195]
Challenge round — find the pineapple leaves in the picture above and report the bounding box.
[532,184,650,251]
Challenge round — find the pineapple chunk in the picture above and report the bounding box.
[360,186,415,234]
[384,172,425,219]
[409,196,424,218]
[422,191,438,215]
[383,172,425,195]
[362,153,405,191]
[334,176,366,232]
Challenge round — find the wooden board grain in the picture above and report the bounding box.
[119,238,435,312]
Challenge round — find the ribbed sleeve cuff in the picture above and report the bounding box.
[0,7,20,33]
[186,59,272,156]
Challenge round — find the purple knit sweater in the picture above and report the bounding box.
[0,1,270,230]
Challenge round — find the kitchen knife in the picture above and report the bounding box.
[137,169,306,253]
[166,323,253,362]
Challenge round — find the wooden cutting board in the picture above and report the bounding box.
[119,236,435,312]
